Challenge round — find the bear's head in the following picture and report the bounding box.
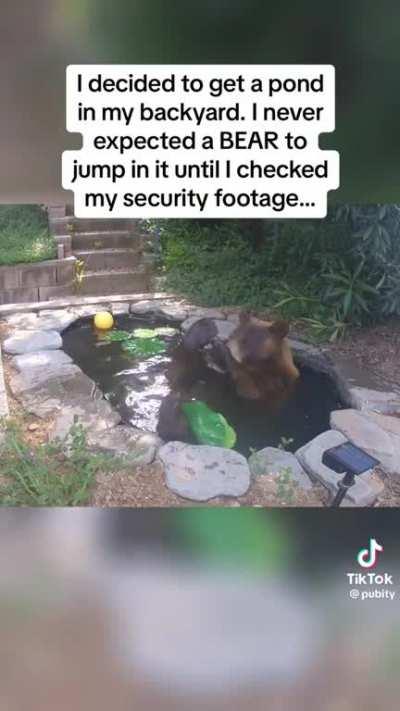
[228,312,290,365]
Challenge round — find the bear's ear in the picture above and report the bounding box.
[239,310,252,325]
[269,320,290,338]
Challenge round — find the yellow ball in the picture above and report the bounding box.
[94,311,114,330]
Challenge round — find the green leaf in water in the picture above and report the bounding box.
[182,400,237,449]
[121,336,167,359]
[103,329,132,342]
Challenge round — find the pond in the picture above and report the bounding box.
[63,315,343,456]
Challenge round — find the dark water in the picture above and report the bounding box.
[63,315,343,456]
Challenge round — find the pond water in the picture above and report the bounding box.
[63,315,343,456]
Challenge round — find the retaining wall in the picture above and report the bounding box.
[0,256,76,305]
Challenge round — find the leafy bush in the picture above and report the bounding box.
[0,205,56,266]
[150,207,400,341]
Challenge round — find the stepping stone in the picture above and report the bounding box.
[158,441,250,501]
[9,369,100,418]
[3,329,62,355]
[4,312,39,330]
[330,409,400,476]
[70,305,108,319]
[158,302,189,322]
[50,398,121,441]
[11,350,77,392]
[87,426,162,464]
[248,447,312,490]
[295,430,382,506]
[110,302,130,315]
[36,309,78,332]
[187,307,225,321]
[349,386,400,415]
[130,299,188,322]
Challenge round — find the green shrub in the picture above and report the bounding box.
[0,205,56,266]
[151,207,400,341]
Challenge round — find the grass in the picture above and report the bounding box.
[0,420,121,506]
[0,205,56,266]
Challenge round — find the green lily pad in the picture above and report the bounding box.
[121,336,167,359]
[182,400,237,449]
[103,329,133,342]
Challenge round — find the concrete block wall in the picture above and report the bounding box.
[0,256,76,305]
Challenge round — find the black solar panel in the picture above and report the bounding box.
[322,442,380,475]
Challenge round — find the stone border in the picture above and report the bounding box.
[0,291,175,316]
[1,295,399,506]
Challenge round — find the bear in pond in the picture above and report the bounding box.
[219,312,300,405]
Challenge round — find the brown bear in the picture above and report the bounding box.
[221,311,300,404]
[156,312,299,440]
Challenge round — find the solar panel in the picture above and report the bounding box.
[322,442,380,475]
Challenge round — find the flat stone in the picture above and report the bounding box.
[188,307,225,320]
[69,305,108,319]
[349,386,400,415]
[3,329,62,355]
[110,302,130,315]
[158,441,250,501]
[50,398,121,441]
[9,369,99,418]
[296,430,381,506]
[129,300,159,315]
[11,350,76,391]
[87,426,161,464]
[4,312,39,330]
[130,299,188,322]
[248,447,312,490]
[289,339,332,373]
[36,309,77,332]
[330,409,400,476]
[158,302,189,322]
[364,411,400,438]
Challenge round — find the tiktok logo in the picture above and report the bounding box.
[357,538,384,569]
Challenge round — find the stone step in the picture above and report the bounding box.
[72,230,141,251]
[74,248,143,272]
[72,218,139,233]
[78,269,150,296]
[49,217,142,236]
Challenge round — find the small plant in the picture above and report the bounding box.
[275,467,297,505]
[73,258,86,292]
[278,436,294,451]
[0,420,119,506]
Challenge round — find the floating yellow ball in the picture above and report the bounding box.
[94,311,114,330]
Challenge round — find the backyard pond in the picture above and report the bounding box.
[63,314,343,456]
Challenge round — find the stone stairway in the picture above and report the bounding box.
[48,208,153,296]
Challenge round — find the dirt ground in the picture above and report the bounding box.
[329,317,400,387]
